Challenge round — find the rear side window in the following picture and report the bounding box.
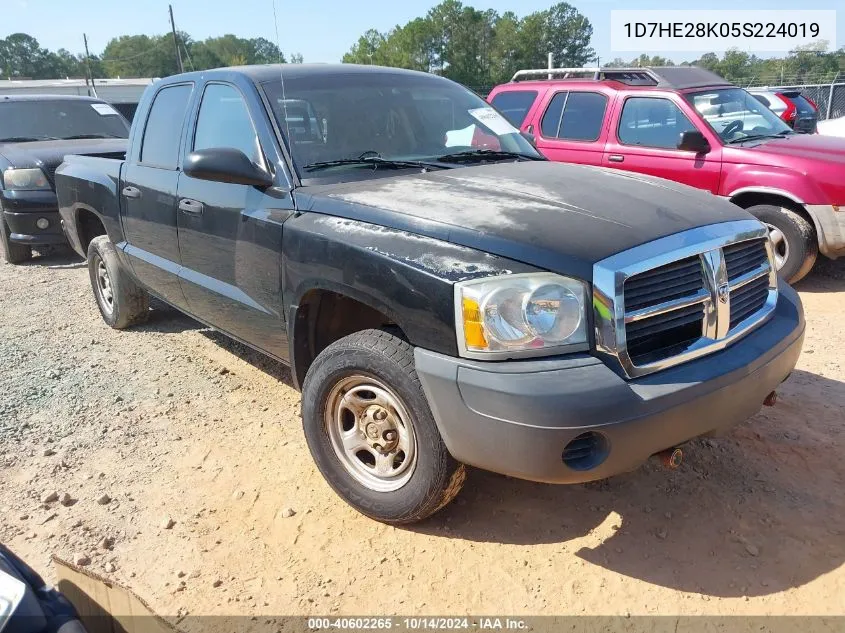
[489,90,537,126]
[542,92,608,141]
[140,84,193,169]
[618,97,696,150]
[752,94,771,108]
[194,84,261,164]
[787,94,817,116]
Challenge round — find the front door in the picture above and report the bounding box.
[602,95,722,193]
[120,83,194,309]
[176,81,294,359]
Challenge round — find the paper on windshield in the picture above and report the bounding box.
[91,103,119,116]
[468,107,517,136]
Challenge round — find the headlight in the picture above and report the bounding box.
[2,168,51,191]
[455,272,589,359]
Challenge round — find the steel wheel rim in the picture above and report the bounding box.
[94,256,115,315]
[325,374,417,492]
[765,223,789,270]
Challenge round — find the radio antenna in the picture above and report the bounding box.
[271,0,292,148]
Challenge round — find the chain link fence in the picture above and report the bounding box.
[743,80,845,120]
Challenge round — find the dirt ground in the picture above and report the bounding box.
[1,247,844,622]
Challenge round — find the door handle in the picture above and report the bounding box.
[608,155,625,163]
[122,186,141,199]
[178,199,204,216]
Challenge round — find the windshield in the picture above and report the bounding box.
[262,72,540,174]
[686,88,792,143]
[0,100,130,143]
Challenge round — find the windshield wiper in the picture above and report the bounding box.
[726,134,784,145]
[434,149,543,164]
[61,134,125,140]
[303,156,447,172]
[0,136,59,143]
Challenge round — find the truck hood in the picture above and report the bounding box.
[0,138,127,184]
[299,161,752,280]
[733,133,845,168]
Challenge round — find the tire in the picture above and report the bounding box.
[745,204,817,284]
[87,236,150,329]
[302,329,465,524]
[0,216,32,264]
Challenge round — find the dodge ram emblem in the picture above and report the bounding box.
[717,282,730,304]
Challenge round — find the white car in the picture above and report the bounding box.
[818,115,845,138]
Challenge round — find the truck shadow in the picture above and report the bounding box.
[411,368,845,598]
[20,246,85,269]
[199,328,296,388]
[132,298,205,335]
[796,257,845,293]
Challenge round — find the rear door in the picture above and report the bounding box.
[534,89,611,165]
[602,94,722,193]
[176,80,294,359]
[120,82,194,308]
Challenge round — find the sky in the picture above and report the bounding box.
[4,0,844,66]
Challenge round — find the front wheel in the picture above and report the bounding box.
[746,204,817,284]
[301,329,465,524]
[87,236,150,329]
[0,216,32,264]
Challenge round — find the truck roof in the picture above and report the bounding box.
[508,66,732,91]
[166,63,436,85]
[0,94,106,102]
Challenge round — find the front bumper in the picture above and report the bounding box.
[1,189,66,246]
[415,283,804,484]
[806,204,845,259]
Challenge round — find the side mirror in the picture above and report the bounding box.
[521,126,537,147]
[677,130,711,154]
[183,148,273,187]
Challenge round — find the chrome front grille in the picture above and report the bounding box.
[593,221,778,378]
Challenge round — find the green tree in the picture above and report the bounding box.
[543,2,595,67]
[342,29,388,65]
[101,34,179,77]
[341,1,594,87]
[0,33,48,78]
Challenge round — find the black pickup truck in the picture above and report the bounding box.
[56,64,804,524]
[0,95,129,263]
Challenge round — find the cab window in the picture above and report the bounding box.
[618,97,696,149]
[194,83,262,164]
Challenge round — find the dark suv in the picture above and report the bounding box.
[0,95,129,264]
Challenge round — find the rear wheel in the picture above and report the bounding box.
[0,215,32,264]
[87,236,150,329]
[745,204,817,283]
[301,329,465,524]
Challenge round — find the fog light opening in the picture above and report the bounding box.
[36,218,50,230]
[562,431,609,471]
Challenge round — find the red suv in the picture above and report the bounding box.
[488,67,845,282]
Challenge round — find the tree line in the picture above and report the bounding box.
[604,45,845,86]
[0,32,303,80]
[341,0,595,88]
[4,0,844,88]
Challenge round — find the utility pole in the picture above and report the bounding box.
[169,4,184,74]
[83,33,98,98]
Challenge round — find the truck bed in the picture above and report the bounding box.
[55,154,126,258]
